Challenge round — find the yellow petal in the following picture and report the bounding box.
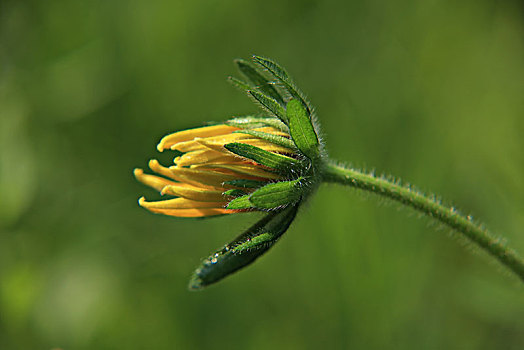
[148,159,179,180]
[193,138,255,154]
[161,184,227,202]
[157,125,239,152]
[133,168,176,192]
[173,133,254,152]
[142,206,242,218]
[174,148,240,166]
[149,160,237,188]
[139,196,227,209]
[237,139,294,154]
[196,138,293,155]
[191,163,280,180]
[167,166,242,188]
[251,126,290,137]
[172,128,289,153]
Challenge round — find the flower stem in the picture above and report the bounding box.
[322,161,524,282]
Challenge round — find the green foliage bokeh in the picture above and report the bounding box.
[1,0,523,349]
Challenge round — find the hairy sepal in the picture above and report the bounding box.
[226,195,254,210]
[252,55,313,114]
[224,179,267,188]
[234,58,285,105]
[189,204,299,290]
[249,178,303,209]
[286,99,319,160]
[226,116,289,132]
[224,142,302,174]
[248,89,287,123]
[233,129,296,150]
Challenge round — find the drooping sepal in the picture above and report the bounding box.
[189,204,299,290]
[286,99,320,160]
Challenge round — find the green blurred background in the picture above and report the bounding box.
[1,0,524,349]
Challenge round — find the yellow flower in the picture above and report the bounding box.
[134,123,295,217]
[133,55,325,289]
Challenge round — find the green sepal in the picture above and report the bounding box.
[223,189,247,197]
[252,55,312,114]
[231,233,273,253]
[223,179,266,188]
[249,178,303,209]
[286,99,319,160]
[189,204,299,290]
[226,195,253,209]
[234,58,285,105]
[229,71,287,124]
[248,89,287,123]
[226,116,289,132]
[228,76,252,91]
[233,129,296,150]
[224,142,302,174]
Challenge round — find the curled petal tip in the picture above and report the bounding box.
[157,139,167,152]
[138,196,146,206]
[133,168,144,177]
[148,159,160,169]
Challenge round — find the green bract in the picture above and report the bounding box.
[224,142,301,174]
[190,205,299,290]
[287,99,320,160]
[189,55,324,289]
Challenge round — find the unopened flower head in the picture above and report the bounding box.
[135,122,306,217]
[134,55,324,289]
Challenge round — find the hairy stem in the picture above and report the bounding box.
[322,161,524,282]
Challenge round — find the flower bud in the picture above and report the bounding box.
[134,55,325,288]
